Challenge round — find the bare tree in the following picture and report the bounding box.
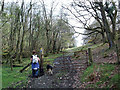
[64,0,118,48]
[40,0,58,55]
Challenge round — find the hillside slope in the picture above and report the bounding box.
[70,43,120,88]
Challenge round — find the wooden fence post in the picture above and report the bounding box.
[62,52,66,71]
[116,44,120,64]
[63,52,64,58]
[10,58,13,71]
[88,48,93,66]
[74,52,76,57]
[39,48,44,76]
[86,50,88,65]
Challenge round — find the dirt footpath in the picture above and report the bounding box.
[27,55,87,88]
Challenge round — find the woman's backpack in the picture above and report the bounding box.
[32,55,38,64]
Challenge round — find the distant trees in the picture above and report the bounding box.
[66,0,118,48]
[1,0,75,63]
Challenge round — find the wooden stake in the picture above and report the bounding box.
[39,48,44,76]
[88,48,93,66]
[116,44,120,64]
[10,58,13,71]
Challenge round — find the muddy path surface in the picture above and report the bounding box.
[27,54,87,88]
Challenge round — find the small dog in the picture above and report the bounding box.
[46,64,53,75]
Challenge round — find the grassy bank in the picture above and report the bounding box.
[81,63,120,88]
[68,43,119,88]
[2,59,31,88]
[65,43,104,52]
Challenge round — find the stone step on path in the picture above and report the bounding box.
[53,56,77,88]
[71,59,88,88]
[72,61,87,64]
[54,66,86,70]
[62,62,85,65]
[58,55,88,88]
[55,57,87,73]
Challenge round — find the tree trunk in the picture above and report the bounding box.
[9,5,14,53]
[46,28,49,56]
[1,0,4,12]
[18,20,26,63]
[53,32,59,54]
[15,25,21,61]
[29,8,32,52]
[18,0,26,63]
[101,32,106,43]
[108,2,117,40]
[15,9,21,61]
[99,2,115,48]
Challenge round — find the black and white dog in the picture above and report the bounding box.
[46,64,53,75]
